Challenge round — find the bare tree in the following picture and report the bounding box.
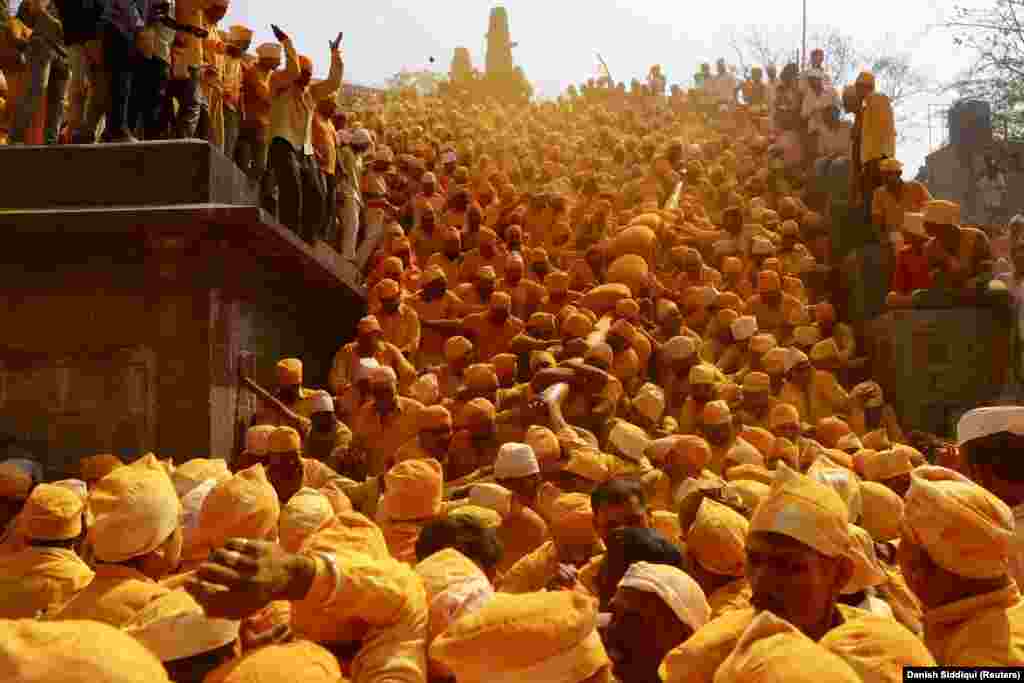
[945,0,1024,138]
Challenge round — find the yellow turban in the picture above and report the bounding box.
[276,358,303,386]
[380,458,444,522]
[702,400,732,426]
[815,417,851,449]
[903,466,1015,579]
[279,487,334,553]
[726,463,774,487]
[204,641,342,683]
[21,484,83,541]
[549,492,597,544]
[749,463,851,558]
[244,425,275,456]
[197,464,280,552]
[445,336,474,362]
[464,364,498,393]
[88,454,180,563]
[859,481,903,542]
[455,398,496,431]
[171,458,231,499]
[0,619,172,683]
[269,426,302,454]
[563,446,612,484]
[856,448,912,483]
[123,590,239,663]
[430,591,609,683]
[842,523,888,595]
[819,615,936,681]
[688,497,749,576]
[526,425,561,468]
[714,612,861,683]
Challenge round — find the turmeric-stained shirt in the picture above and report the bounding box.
[498,540,560,594]
[463,312,524,361]
[49,563,165,626]
[496,505,549,574]
[377,305,421,357]
[872,181,931,232]
[0,547,94,619]
[242,64,273,130]
[860,92,896,163]
[407,290,464,361]
[809,369,850,424]
[294,552,427,683]
[311,112,337,176]
[923,584,1024,665]
[707,578,752,620]
[352,397,424,477]
[329,341,417,396]
[659,604,873,683]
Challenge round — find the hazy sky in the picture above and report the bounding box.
[223,1,977,174]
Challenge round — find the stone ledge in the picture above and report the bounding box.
[0,139,257,209]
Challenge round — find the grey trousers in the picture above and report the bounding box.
[223,106,241,160]
[11,39,69,144]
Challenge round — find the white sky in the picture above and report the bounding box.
[221,1,978,174]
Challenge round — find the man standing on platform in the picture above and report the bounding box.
[267,24,343,243]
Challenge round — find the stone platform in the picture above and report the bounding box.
[0,140,366,475]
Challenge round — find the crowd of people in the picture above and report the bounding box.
[3,6,1024,682]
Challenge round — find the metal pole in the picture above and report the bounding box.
[801,0,807,70]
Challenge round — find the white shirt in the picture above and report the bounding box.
[802,87,840,135]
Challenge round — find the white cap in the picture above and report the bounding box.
[663,336,697,362]
[619,561,710,632]
[351,128,372,145]
[731,315,758,341]
[494,443,540,480]
[309,391,334,414]
[957,406,1024,445]
[469,483,513,518]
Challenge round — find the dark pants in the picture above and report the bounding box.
[269,137,323,242]
[102,25,137,137]
[164,72,203,139]
[322,171,337,245]
[130,56,169,139]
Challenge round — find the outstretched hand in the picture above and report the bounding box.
[329,32,343,51]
